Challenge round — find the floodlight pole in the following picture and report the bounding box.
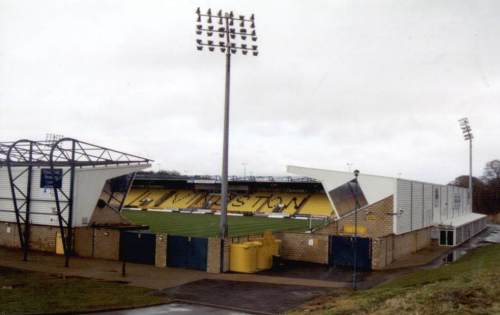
[459,118,473,211]
[469,137,472,210]
[220,14,231,238]
[195,8,259,238]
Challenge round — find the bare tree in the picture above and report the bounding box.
[483,159,500,182]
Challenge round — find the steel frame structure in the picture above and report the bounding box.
[0,138,150,266]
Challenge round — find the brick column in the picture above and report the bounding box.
[206,237,221,273]
[155,233,167,268]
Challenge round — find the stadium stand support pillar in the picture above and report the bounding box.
[155,233,167,268]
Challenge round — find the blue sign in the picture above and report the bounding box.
[40,168,62,189]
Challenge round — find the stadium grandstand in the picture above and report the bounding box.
[124,173,333,217]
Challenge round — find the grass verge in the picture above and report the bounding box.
[290,243,500,315]
[0,266,166,315]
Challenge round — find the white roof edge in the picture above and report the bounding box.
[287,164,463,188]
[439,212,487,228]
[288,165,399,181]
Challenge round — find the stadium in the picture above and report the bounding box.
[0,137,488,273]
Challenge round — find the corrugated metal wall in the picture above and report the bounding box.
[396,180,412,234]
[423,184,433,227]
[411,182,424,230]
[396,179,470,234]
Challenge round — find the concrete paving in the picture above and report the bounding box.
[0,247,346,290]
[159,279,336,314]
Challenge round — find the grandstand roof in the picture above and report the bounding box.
[0,138,151,167]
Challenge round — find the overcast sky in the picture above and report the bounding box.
[0,0,499,184]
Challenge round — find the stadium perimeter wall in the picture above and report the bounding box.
[0,222,122,261]
[275,232,329,264]
[372,227,432,269]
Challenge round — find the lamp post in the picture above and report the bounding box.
[195,8,259,238]
[349,169,361,290]
[458,118,473,211]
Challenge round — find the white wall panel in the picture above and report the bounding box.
[73,165,148,226]
[29,213,59,226]
[0,210,16,223]
[440,186,449,221]
[396,179,412,234]
[0,199,15,213]
[432,185,441,224]
[0,168,28,199]
[423,184,433,227]
[411,182,423,230]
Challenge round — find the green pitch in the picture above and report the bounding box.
[122,210,325,237]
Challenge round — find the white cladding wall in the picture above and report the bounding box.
[72,165,147,226]
[0,164,148,227]
[395,179,471,234]
[396,180,413,234]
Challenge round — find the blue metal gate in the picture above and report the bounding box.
[167,235,208,271]
[329,235,372,270]
[119,230,156,265]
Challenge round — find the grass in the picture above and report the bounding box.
[0,267,166,315]
[290,243,500,315]
[122,210,324,237]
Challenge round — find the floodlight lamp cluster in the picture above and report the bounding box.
[195,8,258,56]
[458,117,473,141]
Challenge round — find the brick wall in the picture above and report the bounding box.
[0,222,20,248]
[29,225,59,252]
[372,226,432,269]
[155,233,167,267]
[92,228,121,260]
[206,237,222,273]
[0,223,59,253]
[74,227,94,257]
[275,232,329,264]
[337,196,394,237]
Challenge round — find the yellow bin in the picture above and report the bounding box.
[270,239,282,256]
[230,243,257,273]
[251,241,272,271]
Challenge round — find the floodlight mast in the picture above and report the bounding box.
[195,8,258,238]
[458,117,473,211]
